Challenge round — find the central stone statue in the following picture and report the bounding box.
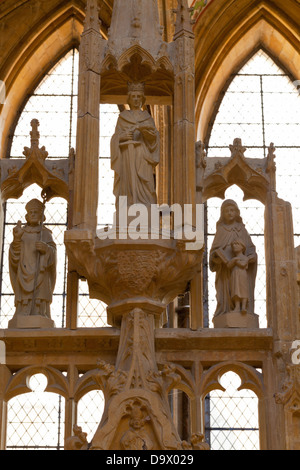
[111,82,160,208]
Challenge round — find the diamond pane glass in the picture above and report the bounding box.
[77,390,105,442]
[6,374,65,450]
[208,372,259,451]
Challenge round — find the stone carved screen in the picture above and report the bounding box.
[2,46,300,450]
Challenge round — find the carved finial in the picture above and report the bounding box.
[267,142,276,170]
[173,0,194,40]
[83,0,101,32]
[30,119,40,149]
[23,119,48,160]
[196,141,207,192]
[266,142,276,191]
[229,138,247,159]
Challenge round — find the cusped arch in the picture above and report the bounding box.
[158,362,196,400]
[101,43,174,102]
[73,368,106,403]
[194,1,300,140]
[200,361,265,399]
[4,365,69,401]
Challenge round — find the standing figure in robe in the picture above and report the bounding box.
[9,198,56,320]
[228,238,249,313]
[209,199,257,318]
[111,82,160,208]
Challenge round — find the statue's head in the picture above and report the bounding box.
[218,199,243,226]
[231,238,246,254]
[25,198,45,226]
[127,82,146,109]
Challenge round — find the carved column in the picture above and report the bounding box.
[264,191,298,339]
[172,1,202,330]
[64,365,79,444]
[264,177,299,449]
[72,0,103,232]
[172,0,196,209]
[66,148,79,329]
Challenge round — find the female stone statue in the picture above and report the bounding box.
[209,199,257,319]
[9,198,56,321]
[111,82,160,208]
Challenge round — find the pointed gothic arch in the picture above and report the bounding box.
[0,5,86,159]
[194,0,300,139]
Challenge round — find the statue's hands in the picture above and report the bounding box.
[13,221,24,240]
[247,253,257,264]
[138,126,156,141]
[120,130,134,142]
[236,259,248,268]
[227,257,238,269]
[36,241,47,254]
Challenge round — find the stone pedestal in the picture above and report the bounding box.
[8,315,55,329]
[213,311,259,328]
[64,231,204,450]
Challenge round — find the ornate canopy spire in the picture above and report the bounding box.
[173,0,194,40]
[83,0,101,32]
[107,0,163,58]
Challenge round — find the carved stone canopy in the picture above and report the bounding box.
[0,119,70,202]
[100,49,174,104]
[92,0,179,103]
[201,138,277,204]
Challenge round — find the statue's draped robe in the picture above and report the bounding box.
[209,222,257,316]
[9,225,56,317]
[230,253,249,302]
[111,109,159,206]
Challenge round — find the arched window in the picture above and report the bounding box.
[205,371,259,450]
[205,49,300,328]
[6,374,65,450]
[0,49,78,329]
[77,390,105,442]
